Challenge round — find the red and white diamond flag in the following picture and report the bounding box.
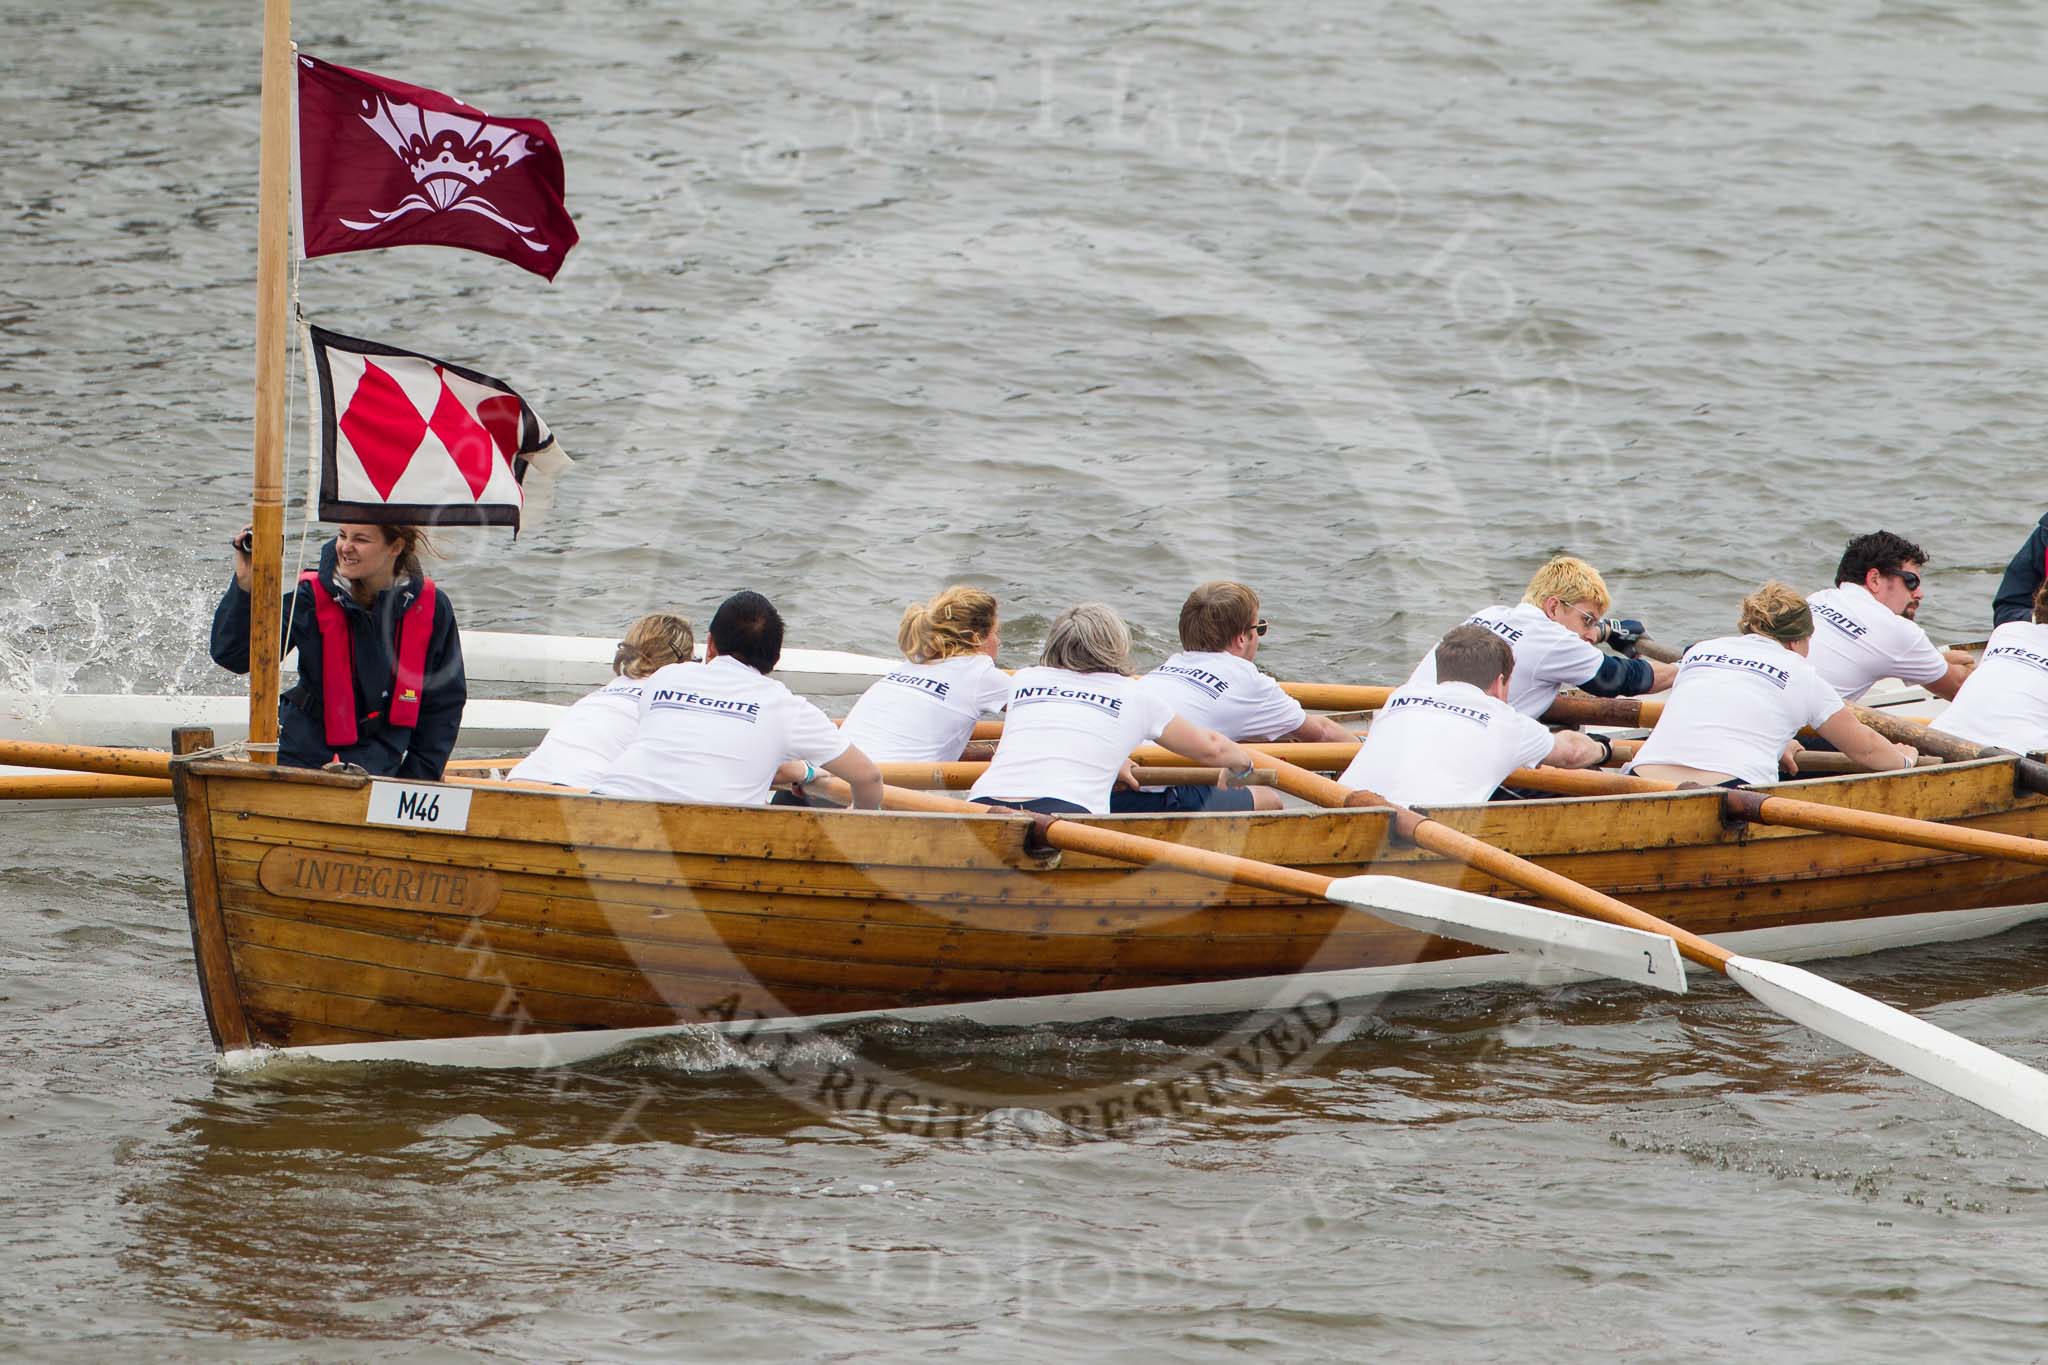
[304,325,571,532]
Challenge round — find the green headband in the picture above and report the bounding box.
[1749,601,1813,643]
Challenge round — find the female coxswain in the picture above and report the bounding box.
[210,522,466,780]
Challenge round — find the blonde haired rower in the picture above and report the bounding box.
[840,586,1014,762]
[1406,555,1677,718]
[1629,582,1917,787]
[509,613,695,788]
[970,604,1269,815]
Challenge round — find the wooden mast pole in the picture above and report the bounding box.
[247,0,293,763]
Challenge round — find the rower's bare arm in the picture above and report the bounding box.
[1928,653,1975,701]
[823,745,884,809]
[1815,710,1917,772]
[1544,731,1606,769]
[1281,714,1358,744]
[1646,660,1679,693]
[1160,716,1254,772]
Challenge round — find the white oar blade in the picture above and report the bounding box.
[1727,955,2048,1138]
[1326,875,1686,994]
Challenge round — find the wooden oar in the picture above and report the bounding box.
[1277,682,1393,712]
[1630,636,1685,664]
[862,784,1683,991]
[1259,755,2048,1137]
[0,740,173,780]
[871,763,1274,791]
[1502,764,2048,869]
[1271,682,1664,731]
[1590,739,1937,777]
[0,773,173,800]
[1852,706,2048,795]
[1137,741,1359,771]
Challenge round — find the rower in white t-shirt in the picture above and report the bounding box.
[510,674,648,789]
[841,586,1014,762]
[1139,581,1356,744]
[1930,585,2048,754]
[1804,531,1973,703]
[969,603,1261,816]
[1342,624,1607,806]
[1404,555,1676,719]
[594,591,882,808]
[509,612,695,789]
[1629,582,1916,788]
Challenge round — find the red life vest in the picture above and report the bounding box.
[298,571,438,747]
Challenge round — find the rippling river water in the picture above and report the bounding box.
[5,1,2048,1359]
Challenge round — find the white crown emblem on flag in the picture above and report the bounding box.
[341,94,550,250]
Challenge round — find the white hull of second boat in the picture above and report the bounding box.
[0,636,897,751]
[456,631,895,694]
[0,691,566,751]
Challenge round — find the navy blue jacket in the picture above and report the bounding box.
[209,541,467,780]
[1993,514,2048,627]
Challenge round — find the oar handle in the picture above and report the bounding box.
[1538,694,1666,728]
[1630,636,1685,665]
[1276,682,1393,712]
[1853,704,2048,796]
[0,774,173,800]
[868,762,1274,790]
[0,740,174,780]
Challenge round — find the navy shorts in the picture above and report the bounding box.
[1108,784,1257,815]
[971,795,1090,816]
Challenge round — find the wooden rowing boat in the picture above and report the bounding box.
[171,750,2048,1067]
[176,2,2048,1077]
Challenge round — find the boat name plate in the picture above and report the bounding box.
[258,846,500,917]
[365,780,473,831]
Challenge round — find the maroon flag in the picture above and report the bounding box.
[306,325,571,531]
[295,55,578,280]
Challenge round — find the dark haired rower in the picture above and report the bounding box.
[1341,624,1608,806]
[594,590,883,808]
[1805,531,1974,702]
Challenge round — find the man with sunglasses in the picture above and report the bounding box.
[1404,555,1677,719]
[1139,581,1356,745]
[1805,531,1974,702]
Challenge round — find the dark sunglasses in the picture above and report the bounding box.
[1253,619,1269,637]
[1887,569,1922,592]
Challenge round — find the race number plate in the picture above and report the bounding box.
[365,781,473,831]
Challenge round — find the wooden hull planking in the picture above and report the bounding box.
[170,757,2048,1063]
